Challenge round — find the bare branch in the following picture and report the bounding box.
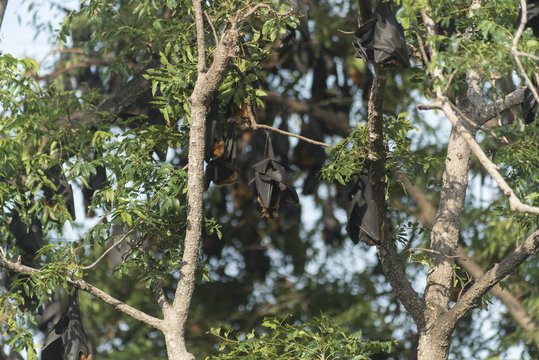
[204,10,219,45]
[0,258,164,331]
[396,170,539,346]
[400,248,462,260]
[455,246,539,345]
[80,227,136,270]
[252,123,329,147]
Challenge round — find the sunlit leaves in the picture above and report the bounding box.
[210,315,395,360]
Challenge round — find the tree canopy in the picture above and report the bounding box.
[0,1,538,359]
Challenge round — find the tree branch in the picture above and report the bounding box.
[0,258,164,331]
[167,1,241,358]
[437,97,539,215]
[395,170,539,346]
[443,230,539,333]
[455,246,539,345]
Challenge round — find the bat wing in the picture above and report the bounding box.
[264,160,299,204]
[346,165,381,245]
[252,159,275,210]
[10,210,43,254]
[353,18,377,63]
[372,2,409,67]
[62,291,90,360]
[42,290,90,360]
[523,85,538,124]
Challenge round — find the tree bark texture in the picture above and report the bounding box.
[165,1,240,357]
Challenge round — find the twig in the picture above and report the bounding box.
[81,227,136,270]
[229,64,331,147]
[0,246,6,259]
[236,3,290,23]
[204,10,219,45]
[448,102,487,132]
[413,22,429,66]
[512,0,539,106]
[400,247,463,260]
[513,50,539,62]
[252,123,330,147]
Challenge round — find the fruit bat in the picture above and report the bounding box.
[251,134,299,219]
[353,0,410,67]
[204,120,238,189]
[42,289,91,360]
[44,164,76,220]
[346,163,381,246]
[10,209,43,255]
[523,83,538,124]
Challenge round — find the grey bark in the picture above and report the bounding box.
[163,1,240,358]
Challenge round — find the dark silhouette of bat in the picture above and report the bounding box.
[10,208,43,255]
[251,134,299,219]
[204,117,238,189]
[353,0,409,68]
[42,289,91,360]
[346,163,381,246]
[44,164,76,220]
[523,83,538,124]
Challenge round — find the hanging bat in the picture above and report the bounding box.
[353,0,409,68]
[44,164,76,220]
[346,163,381,246]
[523,84,538,124]
[204,122,238,189]
[251,134,299,219]
[42,289,91,360]
[10,208,43,255]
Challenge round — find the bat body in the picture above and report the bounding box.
[204,116,238,189]
[346,163,381,246]
[252,135,299,219]
[42,289,91,360]
[353,0,409,68]
[10,210,43,255]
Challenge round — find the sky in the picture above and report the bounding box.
[0,1,80,64]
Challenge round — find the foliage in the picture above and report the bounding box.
[0,0,538,359]
[210,315,395,360]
